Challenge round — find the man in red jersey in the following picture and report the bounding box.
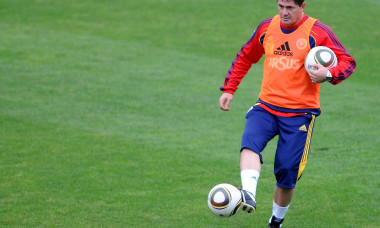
[218,0,356,227]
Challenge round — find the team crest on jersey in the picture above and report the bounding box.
[274,41,293,56]
[296,38,307,50]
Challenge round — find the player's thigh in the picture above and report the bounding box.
[274,114,317,188]
[241,106,279,154]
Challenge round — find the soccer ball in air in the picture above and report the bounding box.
[207,183,242,217]
[304,46,337,74]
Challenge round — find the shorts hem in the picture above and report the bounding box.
[240,147,263,164]
[276,183,296,189]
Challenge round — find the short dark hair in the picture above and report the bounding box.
[293,0,305,7]
[278,0,305,7]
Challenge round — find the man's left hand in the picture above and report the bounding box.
[308,64,328,83]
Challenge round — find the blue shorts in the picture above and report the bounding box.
[241,105,317,189]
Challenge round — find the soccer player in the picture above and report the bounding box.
[218,0,356,227]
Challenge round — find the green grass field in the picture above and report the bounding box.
[0,0,379,227]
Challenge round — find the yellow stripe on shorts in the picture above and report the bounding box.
[297,114,316,181]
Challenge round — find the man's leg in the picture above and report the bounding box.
[240,148,261,213]
[240,148,261,172]
[273,186,294,207]
[269,114,317,227]
[268,187,294,227]
[240,105,278,214]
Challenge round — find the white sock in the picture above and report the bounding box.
[240,169,260,198]
[272,201,290,219]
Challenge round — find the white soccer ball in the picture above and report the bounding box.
[304,46,337,74]
[207,183,242,217]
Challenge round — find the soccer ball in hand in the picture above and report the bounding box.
[207,183,242,217]
[304,46,337,74]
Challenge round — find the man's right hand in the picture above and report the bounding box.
[219,93,233,111]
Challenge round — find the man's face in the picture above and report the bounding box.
[277,0,306,27]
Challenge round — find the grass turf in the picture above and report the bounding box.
[0,0,379,227]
